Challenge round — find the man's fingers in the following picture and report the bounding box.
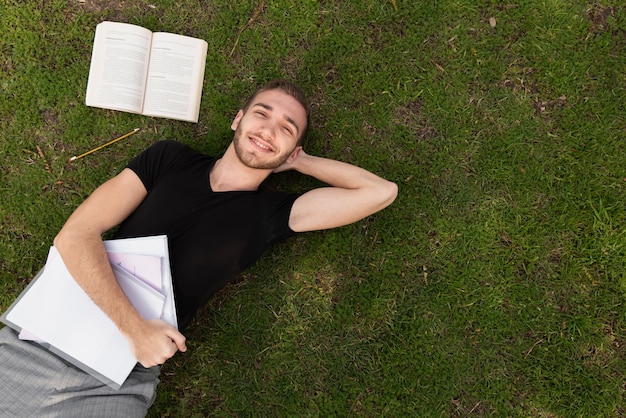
[132,320,187,367]
[167,329,187,352]
[138,340,178,368]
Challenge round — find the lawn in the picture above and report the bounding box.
[1,0,625,416]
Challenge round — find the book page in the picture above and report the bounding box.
[107,252,163,292]
[111,263,165,320]
[103,236,177,329]
[85,21,153,114]
[142,32,208,122]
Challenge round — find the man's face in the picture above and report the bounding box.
[231,89,307,170]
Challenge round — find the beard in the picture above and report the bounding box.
[232,125,293,169]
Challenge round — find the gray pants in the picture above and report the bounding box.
[0,327,160,417]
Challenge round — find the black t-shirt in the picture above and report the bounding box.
[113,140,299,329]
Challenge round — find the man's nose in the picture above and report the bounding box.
[259,119,276,140]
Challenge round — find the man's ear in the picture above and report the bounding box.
[231,110,244,131]
[286,146,303,164]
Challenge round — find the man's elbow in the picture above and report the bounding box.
[379,180,398,209]
[53,224,85,253]
[53,228,71,252]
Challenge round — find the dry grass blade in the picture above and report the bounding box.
[36,145,52,173]
[229,0,266,58]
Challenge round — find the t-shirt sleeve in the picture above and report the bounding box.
[126,140,191,191]
[264,192,301,242]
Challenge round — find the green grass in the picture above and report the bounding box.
[2,0,625,416]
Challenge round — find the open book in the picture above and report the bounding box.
[86,21,208,122]
[0,236,177,390]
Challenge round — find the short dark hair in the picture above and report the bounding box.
[243,79,309,145]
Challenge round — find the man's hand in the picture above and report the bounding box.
[126,318,187,368]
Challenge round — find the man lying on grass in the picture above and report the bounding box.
[0,79,397,417]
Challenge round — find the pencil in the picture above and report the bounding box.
[69,128,140,162]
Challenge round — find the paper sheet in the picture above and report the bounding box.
[0,235,177,389]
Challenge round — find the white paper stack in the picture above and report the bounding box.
[0,235,177,390]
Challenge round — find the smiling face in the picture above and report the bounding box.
[231,89,308,170]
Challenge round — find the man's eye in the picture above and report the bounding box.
[282,126,293,136]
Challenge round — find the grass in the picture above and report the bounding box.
[1,0,625,416]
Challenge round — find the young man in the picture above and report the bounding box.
[0,79,397,416]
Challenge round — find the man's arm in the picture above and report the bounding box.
[283,150,398,232]
[53,168,187,367]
